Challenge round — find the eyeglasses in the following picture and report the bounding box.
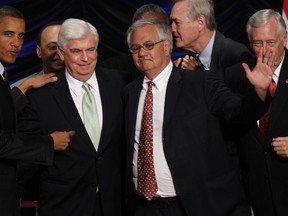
[129,40,165,53]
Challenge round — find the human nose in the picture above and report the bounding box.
[11,36,22,48]
[80,51,88,61]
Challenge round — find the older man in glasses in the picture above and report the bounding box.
[123,18,274,216]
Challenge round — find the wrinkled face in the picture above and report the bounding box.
[170,0,200,49]
[129,24,170,79]
[251,17,287,68]
[0,16,25,65]
[59,34,98,81]
[36,25,64,73]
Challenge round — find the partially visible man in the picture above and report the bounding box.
[226,9,288,216]
[0,5,73,216]
[170,0,254,75]
[123,18,272,216]
[11,21,64,88]
[170,0,256,177]
[18,18,127,216]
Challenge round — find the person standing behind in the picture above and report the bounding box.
[123,18,273,216]
[227,9,288,216]
[170,0,256,176]
[18,18,127,216]
[170,0,254,75]
[0,5,73,216]
[11,21,64,87]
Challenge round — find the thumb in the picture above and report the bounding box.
[67,130,76,137]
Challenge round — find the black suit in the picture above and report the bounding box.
[226,50,288,216]
[18,68,126,216]
[123,66,270,216]
[0,75,53,216]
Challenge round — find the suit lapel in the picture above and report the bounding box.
[268,51,288,136]
[127,77,143,157]
[52,73,96,152]
[163,67,182,140]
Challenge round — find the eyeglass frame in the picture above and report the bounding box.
[129,39,165,53]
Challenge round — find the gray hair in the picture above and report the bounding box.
[127,18,173,52]
[246,9,287,42]
[58,18,99,50]
[174,0,216,30]
[132,3,169,25]
[0,5,24,22]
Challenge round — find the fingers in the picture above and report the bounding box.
[181,56,198,70]
[242,63,251,76]
[173,58,182,67]
[272,137,288,158]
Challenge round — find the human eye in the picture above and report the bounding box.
[69,49,81,55]
[143,41,154,50]
[253,41,263,47]
[130,44,141,53]
[87,47,96,53]
[267,40,276,47]
[3,31,14,37]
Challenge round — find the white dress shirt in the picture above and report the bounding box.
[133,61,176,197]
[66,70,103,134]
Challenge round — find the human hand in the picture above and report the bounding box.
[272,136,288,158]
[50,130,75,151]
[18,73,58,94]
[173,55,198,70]
[242,47,274,101]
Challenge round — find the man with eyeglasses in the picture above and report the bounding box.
[225,9,288,216]
[123,18,274,216]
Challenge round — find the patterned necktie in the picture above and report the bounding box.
[259,79,276,140]
[137,81,158,200]
[82,82,100,150]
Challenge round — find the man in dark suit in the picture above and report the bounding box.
[226,9,288,216]
[18,18,127,216]
[0,5,73,216]
[170,0,256,177]
[123,18,273,216]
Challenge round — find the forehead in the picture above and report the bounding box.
[0,15,25,32]
[66,34,96,49]
[251,18,279,39]
[170,1,190,19]
[141,12,166,24]
[131,24,159,43]
[42,25,61,37]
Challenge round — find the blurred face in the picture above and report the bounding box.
[141,12,167,25]
[36,25,64,73]
[170,0,200,50]
[58,34,98,81]
[0,16,25,65]
[130,24,171,80]
[251,17,287,69]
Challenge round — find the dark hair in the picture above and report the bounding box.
[0,5,24,22]
[132,3,169,25]
[37,21,62,45]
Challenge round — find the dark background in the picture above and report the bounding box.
[2,0,283,83]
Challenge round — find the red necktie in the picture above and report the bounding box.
[137,81,158,200]
[259,79,276,140]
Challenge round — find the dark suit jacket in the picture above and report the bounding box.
[210,31,255,78]
[226,49,288,216]
[122,66,270,216]
[0,77,53,216]
[18,68,127,216]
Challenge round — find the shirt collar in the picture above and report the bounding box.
[199,30,216,70]
[143,61,173,91]
[66,69,97,96]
